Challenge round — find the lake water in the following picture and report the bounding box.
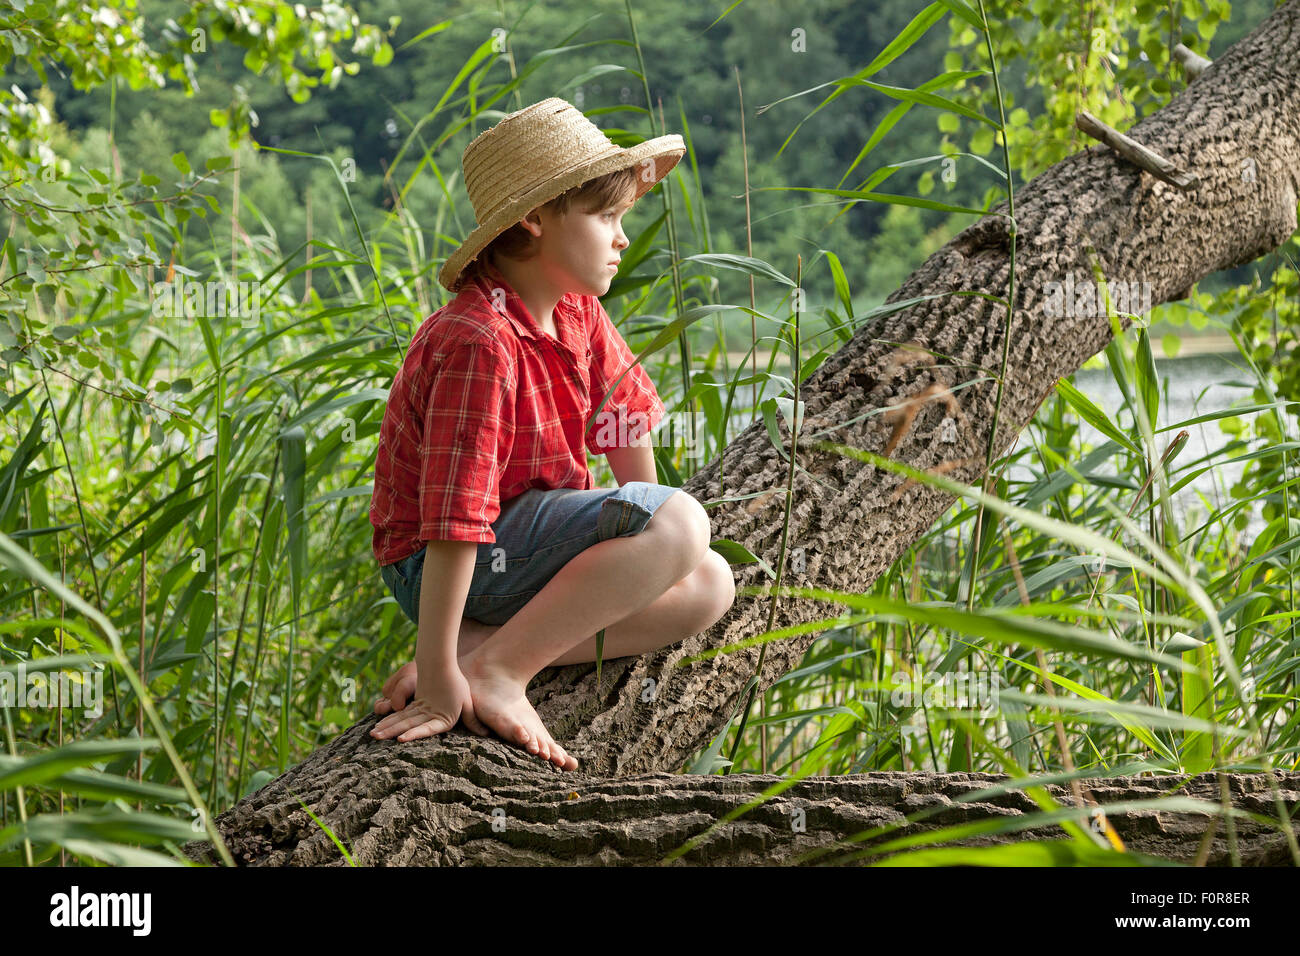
[1036,350,1270,542]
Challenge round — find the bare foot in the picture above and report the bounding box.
[373,618,505,718]
[459,647,579,771]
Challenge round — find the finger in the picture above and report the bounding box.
[382,663,415,699]
[371,709,427,739]
[390,675,418,711]
[381,664,407,698]
[396,718,452,742]
[373,697,392,715]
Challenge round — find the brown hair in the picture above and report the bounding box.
[455,165,641,291]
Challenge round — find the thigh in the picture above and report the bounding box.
[462,480,680,625]
[378,482,682,629]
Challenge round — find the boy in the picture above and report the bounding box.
[367,98,736,771]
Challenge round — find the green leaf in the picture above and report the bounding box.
[280,389,388,432]
[858,79,999,129]
[837,71,985,182]
[857,2,950,82]
[0,739,159,792]
[709,537,776,578]
[936,0,985,31]
[290,791,355,866]
[0,808,195,850]
[764,184,990,216]
[678,253,794,287]
[1054,377,1141,455]
[171,152,190,174]
[1134,328,1160,432]
[60,839,189,867]
[0,758,185,803]
[760,397,789,463]
[1181,642,1215,773]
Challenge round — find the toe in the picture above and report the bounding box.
[524,718,550,759]
[518,725,538,752]
[540,735,564,767]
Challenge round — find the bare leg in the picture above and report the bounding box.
[461,492,717,769]
[458,549,734,665]
[374,549,734,717]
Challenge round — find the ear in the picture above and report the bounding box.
[517,208,544,239]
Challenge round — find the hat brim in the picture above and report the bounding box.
[437,134,686,292]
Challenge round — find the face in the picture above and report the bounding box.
[524,192,634,296]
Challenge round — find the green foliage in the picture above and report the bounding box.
[1,0,1298,869]
[940,0,1234,182]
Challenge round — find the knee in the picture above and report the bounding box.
[645,490,712,576]
[688,548,736,621]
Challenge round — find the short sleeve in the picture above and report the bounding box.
[417,341,515,543]
[584,298,665,454]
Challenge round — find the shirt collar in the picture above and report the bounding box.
[472,260,579,348]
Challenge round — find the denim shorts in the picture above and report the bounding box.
[379,481,682,627]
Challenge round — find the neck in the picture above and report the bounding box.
[488,253,560,330]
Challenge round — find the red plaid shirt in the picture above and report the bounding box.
[369,261,666,566]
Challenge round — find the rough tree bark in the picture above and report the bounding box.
[186,2,1300,865]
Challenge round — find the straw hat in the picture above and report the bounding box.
[437,97,686,291]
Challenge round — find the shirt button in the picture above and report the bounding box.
[457,428,471,443]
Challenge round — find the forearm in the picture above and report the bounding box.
[604,441,657,486]
[416,540,479,674]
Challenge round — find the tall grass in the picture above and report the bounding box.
[1,0,1296,868]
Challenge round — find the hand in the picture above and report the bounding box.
[370,664,490,742]
[374,661,418,716]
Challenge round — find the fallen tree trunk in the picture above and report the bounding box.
[186,1,1300,865]
[183,722,1299,865]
